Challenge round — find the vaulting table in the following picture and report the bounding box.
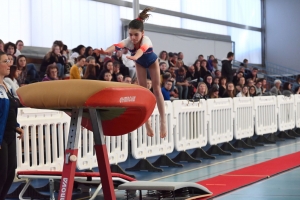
[17,80,156,200]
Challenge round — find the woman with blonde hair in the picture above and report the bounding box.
[193,82,208,100]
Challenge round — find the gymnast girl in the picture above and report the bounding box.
[94,7,167,138]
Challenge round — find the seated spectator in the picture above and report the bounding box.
[247,78,255,87]
[121,48,136,78]
[197,54,204,62]
[292,75,300,93]
[16,55,39,85]
[233,71,244,85]
[214,70,221,78]
[7,55,14,67]
[212,59,219,72]
[235,84,242,93]
[103,71,112,82]
[0,39,4,51]
[15,40,24,57]
[158,51,169,69]
[113,50,130,77]
[70,55,86,79]
[4,42,17,64]
[175,59,184,70]
[246,67,258,83]
[116,73,124,82]
[123,76,132,84]
[168,52,175,68]
[112,61,123,81]
[132,77,139,85]
[200,59,210,79]
[294,86,300,94]
[42,64,59,81]
[84,46,94,58]
[167,65,176,80]
[83,64,97,80]
[175,67,188,99]
[218,77,227,97]
[261,78,268,93]
[270,79,282,96]
[207,55,215,73]
[159,62,167,74]
[186,65,199,89]
[147,79,152,91]
[40,44,65,79]
[70,45,85,65]
[282,82,293,97]
[161,80,173,100]
[208,85,219,99]
[204,74,213,91]
[86,56,101,77]
[98,60,113,81]
[237,77,245,87]
[255,80,263,96]
[222,82,236,98]
[193,82,208,100]
[213,77,219,88]
[4,65,21,99]
[237,86,250,97]
[249,86,257,97]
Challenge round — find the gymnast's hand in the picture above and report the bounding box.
[126,55,138,61]
[94,48,108,56]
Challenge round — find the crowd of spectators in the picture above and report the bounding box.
[1,38,300,102]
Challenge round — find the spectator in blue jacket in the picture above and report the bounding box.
[161,80,173,100]
[0,51,23,200]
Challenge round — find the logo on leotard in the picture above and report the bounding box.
[120,96,136,103]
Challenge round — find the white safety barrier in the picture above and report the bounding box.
[253,96,277,135]
[131,101,174,159]
[277,95,295,131]
[206,98,233,145]
[233,97,254,140]
[173,100,207,152]
[16,108,70,171]
[76,129,128,170]
[295,94,300,128]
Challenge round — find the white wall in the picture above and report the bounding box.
[265,0,300,71]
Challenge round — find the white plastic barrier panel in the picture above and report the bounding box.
[233,97,254,140]
[131,101,174,159]
[277,95,295,131]
[16,108,70,172]
[207,98,233,145]
[173,100,207,152]
[76,129,128,170]
[253,96,277,135]
[295,94,300,128]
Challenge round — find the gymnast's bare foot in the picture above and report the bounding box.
[146,119,154,137]
[160,120,167,138]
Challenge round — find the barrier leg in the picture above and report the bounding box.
[111,164,136,178]
[233,139,255,149]
[206,145,231,156]
[256,134,276,144]
[277,131,296,139]
[243,137,264,146]
[220,142,242,153]
[191,148,216,159]
[89,109,116,200]
[58,109,82,200]
[126,158,163,172]
[287,130,300,138]
[152,155,183,167]
[266,133,285,141]
[172,151,201,163]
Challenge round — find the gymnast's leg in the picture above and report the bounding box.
[135,63,154,137]
[148,60,167,138]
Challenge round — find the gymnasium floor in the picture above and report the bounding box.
[8,136,300,199]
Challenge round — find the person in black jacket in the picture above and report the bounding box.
[221,52,234,82]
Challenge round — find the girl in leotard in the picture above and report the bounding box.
[94,7,167,138]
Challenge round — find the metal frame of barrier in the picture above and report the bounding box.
[253,96,277,136]
[207,98,233,145]
[16,108,70,171]
[127,101,174,171]
[295,94,300,128]
[277,95,295,131]
[233,97,254,140]
[172,100,207,162]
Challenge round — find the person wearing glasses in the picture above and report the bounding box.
[0,51,24,200]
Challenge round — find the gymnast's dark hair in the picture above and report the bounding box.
[128,7,153,31]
